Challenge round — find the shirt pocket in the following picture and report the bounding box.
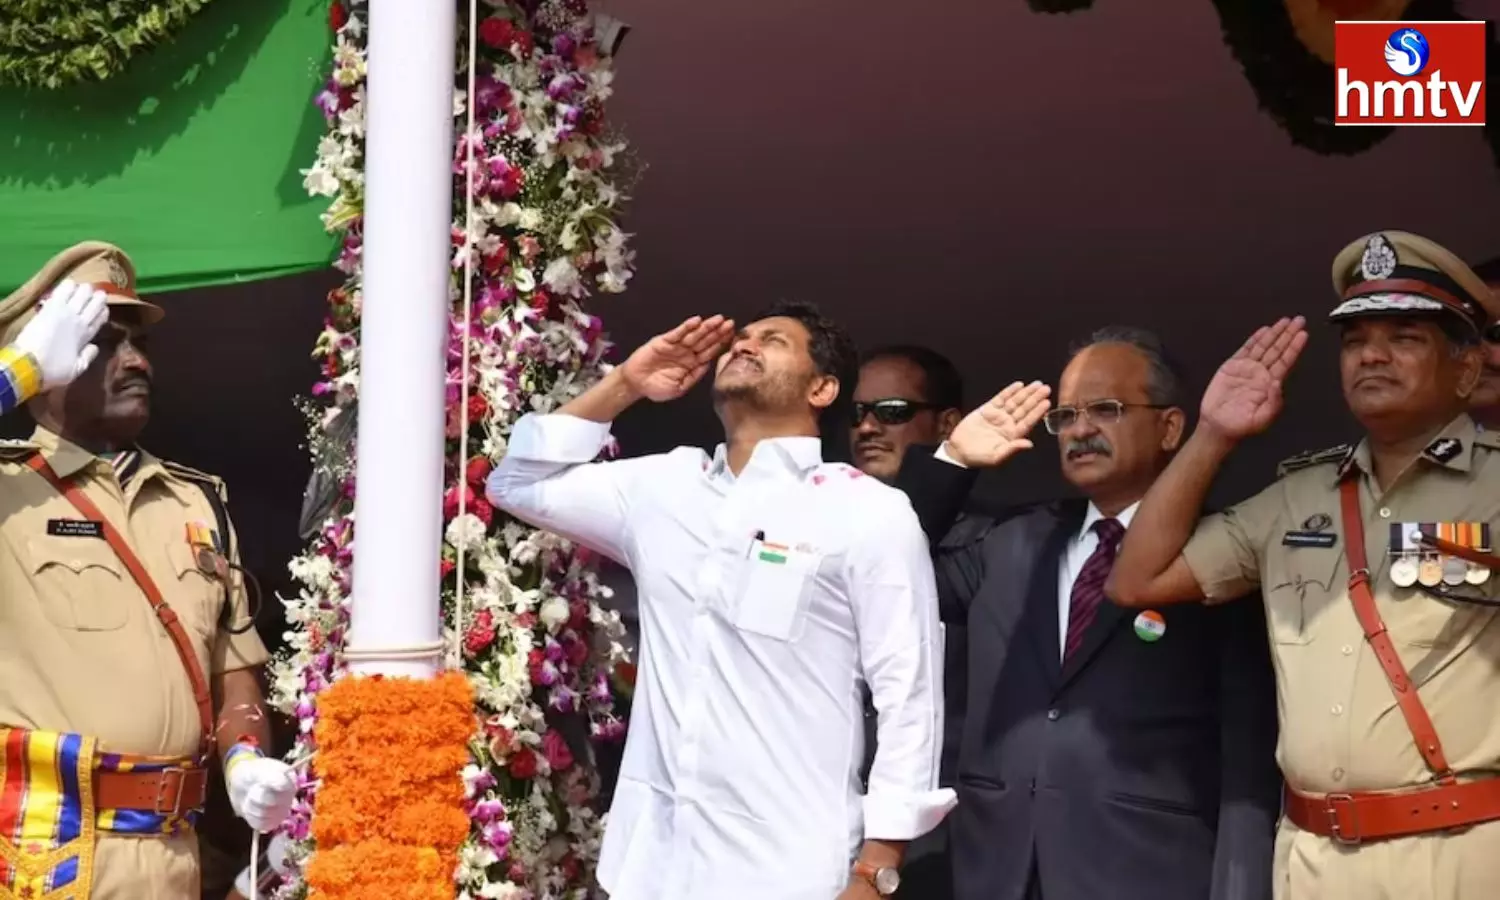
[1387,582,1493,649]
[167,540,226,643]
[734,541,821,641]
[27,535,128,631]
[1263,547,1342,645]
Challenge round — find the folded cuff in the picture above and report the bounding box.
[506,413,613,463]
[862,787,958,841]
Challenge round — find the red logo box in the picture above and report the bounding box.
[1335,20,1486,126]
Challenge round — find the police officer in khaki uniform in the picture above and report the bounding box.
[1105,230,1500,899]
[0,243,297,900]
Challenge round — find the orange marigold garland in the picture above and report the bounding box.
[306,672,474,900]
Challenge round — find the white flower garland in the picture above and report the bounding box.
[270,1,635,895]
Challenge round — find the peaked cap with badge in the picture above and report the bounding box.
[1328,230,1498,335]
[0,241,164,346]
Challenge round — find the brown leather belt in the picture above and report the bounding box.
[94,767,209,817]
[1285,780,1500,844]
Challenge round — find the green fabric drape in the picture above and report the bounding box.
[0,0,336,295]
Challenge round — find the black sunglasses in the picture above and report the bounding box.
[1042,399,1168,435]
[1485,323,1500,344]
[852,398,941,426]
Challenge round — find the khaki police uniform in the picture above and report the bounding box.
[0,244,266,900]
[1180,231,1500,899]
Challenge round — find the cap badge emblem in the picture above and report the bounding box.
[1360,234,1398,281]
[105,257,129,288]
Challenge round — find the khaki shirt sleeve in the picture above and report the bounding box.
[213,516,269,673]
[1182,481,1284,602]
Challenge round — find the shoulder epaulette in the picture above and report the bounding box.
[161,460,228,501]
[1474,427,1500,452]
[1276,444,1352,479]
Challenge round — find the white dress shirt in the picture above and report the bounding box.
[487,414,956,900]
[1055,501,1139,658]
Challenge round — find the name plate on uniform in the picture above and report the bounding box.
[1282,531,1337,548]
[47,518,103,538]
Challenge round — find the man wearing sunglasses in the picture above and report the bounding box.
[942,326,1279,900]
[1110,231,1500,899]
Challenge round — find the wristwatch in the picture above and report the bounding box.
[852,860,900,896]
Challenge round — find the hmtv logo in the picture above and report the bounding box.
[1335,21,1487,125]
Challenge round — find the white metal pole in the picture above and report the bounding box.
[345,0,456,679]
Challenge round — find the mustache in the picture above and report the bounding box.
[1354,366,1399,385]
[113,371,152,391]
[1065,435,1112,459]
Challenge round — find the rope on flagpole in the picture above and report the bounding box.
[450,0,481,671]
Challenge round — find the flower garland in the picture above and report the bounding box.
[0,0,213,89]
[271,1,636,897]
[305,673,473,899]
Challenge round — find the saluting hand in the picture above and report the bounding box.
[944,380,1052,468]
[14,280,109,389]
[618,315,735,402]
[1201,316,1308,441]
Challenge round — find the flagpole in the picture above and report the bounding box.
[343,0,456,679]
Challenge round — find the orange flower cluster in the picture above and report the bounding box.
[307,671,475,900]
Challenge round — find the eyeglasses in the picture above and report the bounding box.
[852,398,941,426]
[1485,323,1500,344]
[1042,399,1168,435]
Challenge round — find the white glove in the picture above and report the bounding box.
[12,280,109,388]
[226,755,298,833]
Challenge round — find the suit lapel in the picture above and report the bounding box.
[1058,512,1128,689]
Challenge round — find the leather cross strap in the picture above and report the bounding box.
[25,454,216,763]
[1338,476,1453,781]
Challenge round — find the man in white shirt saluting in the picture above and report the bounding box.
[487,302,956,900]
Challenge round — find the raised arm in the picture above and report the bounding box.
[486,315,734,564]
[1108,317,1307,609]
[844,493,958,890]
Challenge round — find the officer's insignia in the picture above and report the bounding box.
[105,255,130,289]
[1276,444,1353,479]
[1302,513,1332,532]
[1425,437,1462,463]
[1360,234,1398,281]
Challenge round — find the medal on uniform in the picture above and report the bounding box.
[1466,522,1492,585]
[1388,523,1419,587]
[1414,525,1444,587]
[1439,523,1468,585]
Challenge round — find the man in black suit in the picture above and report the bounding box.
[903,327,1281,900]
[853,346,1053,899]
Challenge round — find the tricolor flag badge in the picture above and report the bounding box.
[1133,610,1167,643]
[758,541,790,564]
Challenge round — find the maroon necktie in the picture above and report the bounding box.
[1063,517,1125,661]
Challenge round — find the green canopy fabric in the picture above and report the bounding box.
[0,0,336,295]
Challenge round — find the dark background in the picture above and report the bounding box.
[35,0,1500,645]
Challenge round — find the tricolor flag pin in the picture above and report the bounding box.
[1133,610,1166,643]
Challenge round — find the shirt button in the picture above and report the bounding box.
[1379,507,1392,519]
[1341,644,1354,656]
[1332,767,1345,781]
[1046,709,1060,722]
[1331,704,1344,716]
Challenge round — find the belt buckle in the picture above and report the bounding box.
[1324,793,1362,845]
[153,768,187,818]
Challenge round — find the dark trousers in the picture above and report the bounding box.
[895,823,953,900]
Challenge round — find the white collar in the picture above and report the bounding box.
[705,436,823,482]
[1079,499,1140,538]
